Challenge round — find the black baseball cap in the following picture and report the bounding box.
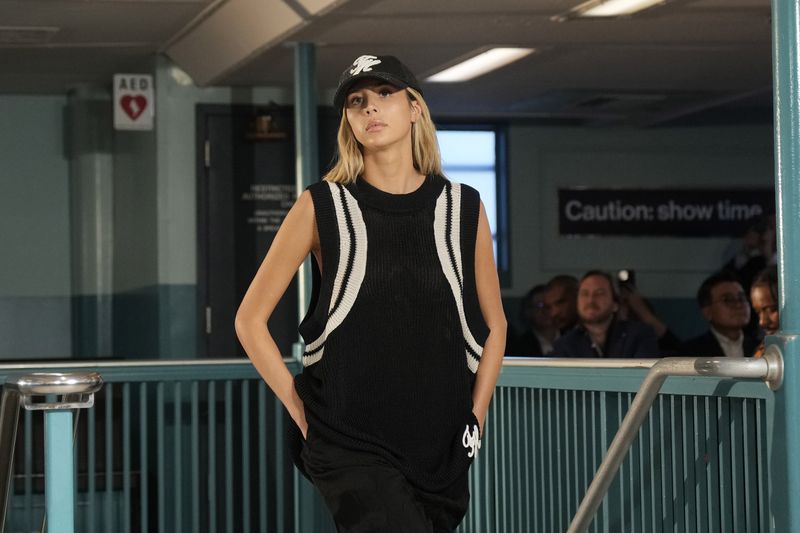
[333,54,423,112]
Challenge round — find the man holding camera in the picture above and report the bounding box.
[551,270,659,358]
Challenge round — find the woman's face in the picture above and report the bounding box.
[750,284,780,335]
[344,80,419,152]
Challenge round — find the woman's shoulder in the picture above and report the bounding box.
[440,177,482,215]
[305,179,334,194]
[440,176,481,200]
[304,179,345,205]
[302,180,344,226]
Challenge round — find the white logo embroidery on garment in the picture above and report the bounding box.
[462,424,481,458]
[349,55,382,76]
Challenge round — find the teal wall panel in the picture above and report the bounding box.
[0,95,70,297]
[112,286,160,359]
[72,294,113,359]
[0,296,72,359]
[648,297,707,340]
[158,284,197,359]
[111,283,196,359]
[0,284,196,361]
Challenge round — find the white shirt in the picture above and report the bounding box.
[535,330,555,355]
[710,326,744,358]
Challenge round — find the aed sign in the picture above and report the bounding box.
[113,74,154,131]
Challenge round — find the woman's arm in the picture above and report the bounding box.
[471,202,507,435]
[235,190,317,438]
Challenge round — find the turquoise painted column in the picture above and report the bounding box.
[66,86,114,358]
[293,42,319,361]
[771,0,800,531]
[11,373,102,533]
[45,410,75,533]
[292,42,323,533]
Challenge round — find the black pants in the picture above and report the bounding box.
[301,431,470,533]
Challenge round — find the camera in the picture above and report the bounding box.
[617,269,636,289]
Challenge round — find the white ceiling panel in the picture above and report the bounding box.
[0,1,210,42]
[347,0,575,15]
[296,0,349,16]
[688,0,768,8]
[293,11,768,48]
[0,0,776,124]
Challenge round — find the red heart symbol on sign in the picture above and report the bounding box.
[120,95,147,120]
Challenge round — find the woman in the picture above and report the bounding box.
[750,265,779,358]
[235,54,506,532]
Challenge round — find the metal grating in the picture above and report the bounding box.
[460,387,769,533]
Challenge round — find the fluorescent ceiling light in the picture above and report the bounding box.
[426,48,535,83]
[579,0,665,17]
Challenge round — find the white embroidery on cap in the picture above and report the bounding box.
[350,55,382,76]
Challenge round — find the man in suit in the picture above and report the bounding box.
[507,284,558,356]
[551,271,659,358]
[543,275,579,334]
[682,271,759,358]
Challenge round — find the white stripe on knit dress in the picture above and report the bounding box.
[303,183,368,366]
[433,182,483,373]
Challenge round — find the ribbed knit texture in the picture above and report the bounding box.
[290,174,489,493]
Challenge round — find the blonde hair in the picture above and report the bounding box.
[323,87,443,184]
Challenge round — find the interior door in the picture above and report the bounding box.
[198,105,298,358]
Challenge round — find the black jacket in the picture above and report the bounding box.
[551,319,659,358]
[506,325,546,356]
[680,330,760,358]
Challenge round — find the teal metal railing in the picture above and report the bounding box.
[0,360,294,533]
[568,352,782,532]
[0,358,779,533]
[462,359,776,533]
[1,372,103,533]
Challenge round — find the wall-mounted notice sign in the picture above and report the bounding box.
[113,74,154,131]
[558,188,774,237]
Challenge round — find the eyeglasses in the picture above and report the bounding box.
[712,293,748,307]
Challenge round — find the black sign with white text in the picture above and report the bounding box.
[558,188,774,237]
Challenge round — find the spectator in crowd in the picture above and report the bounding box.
[507,284,558,356]
[682,271,759,357]
[723,216,777,295]
[617,284,682,355]
[750,266,780,358]
[551,271,659,358]
[543,275,579,334]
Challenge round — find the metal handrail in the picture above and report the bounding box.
[0,372,103,533]
[503,356,660,369]
[0,356,660,371]
[0,388,21,533]
[566,347,784,533]
[0,358,292,372]
[0,355,652,372]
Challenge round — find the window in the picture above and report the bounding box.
[437,127,509,284]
